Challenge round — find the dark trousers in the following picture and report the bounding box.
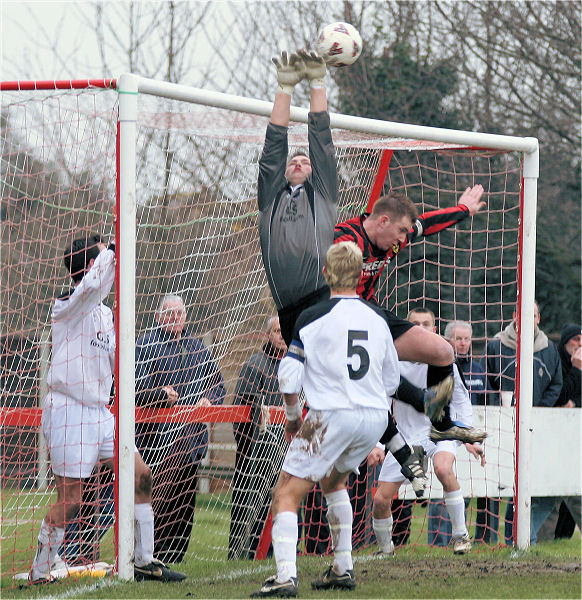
[61,466,114,564]
[392,500,414,547]
[152,458,200,564]
[555,501,576,539]
[302,485,331,554]
[229,426,286,559]
[474,497,500,544]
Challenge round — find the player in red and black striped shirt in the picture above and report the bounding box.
[334,187,487,443]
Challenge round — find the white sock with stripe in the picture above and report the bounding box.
[444,489,468,538]
[325,488,353,575]
[373,516,393,552]
[272,511,298,582]
[134,503,155,567]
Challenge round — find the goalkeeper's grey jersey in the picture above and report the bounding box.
[278,296,399,411]
[257,111,337,310]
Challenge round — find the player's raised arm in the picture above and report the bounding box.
[297,49,327,113]
[406,184,486,245]
[270,51,305,127]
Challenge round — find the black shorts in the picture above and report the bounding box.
[383,307,415,341]
[278,286,330,346]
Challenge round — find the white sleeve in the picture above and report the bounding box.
[381,328,401,398]
[52,248,116,323]
[450,364,473,426]
[278,354,304,395]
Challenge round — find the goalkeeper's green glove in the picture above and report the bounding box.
[297,49,326,89]
[272,51,305,96]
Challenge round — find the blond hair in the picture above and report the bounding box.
[324,241,363,291]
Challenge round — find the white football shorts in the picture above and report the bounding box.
[42,393,116,479]
[282,406,388,482]
[379,438,459,483]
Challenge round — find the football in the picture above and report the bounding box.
[315,22,363,67]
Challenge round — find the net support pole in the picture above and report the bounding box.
[117,72,139,580]
[515,146,539,550]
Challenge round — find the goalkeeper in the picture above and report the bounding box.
[258,50,428,493]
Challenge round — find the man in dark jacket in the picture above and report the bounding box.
[229,316,287,559]
[538,324,582,541]
[485,302,562,408]
[485,301,562,544]
[135,294,226,564]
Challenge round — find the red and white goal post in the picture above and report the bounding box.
[2,74,577,586]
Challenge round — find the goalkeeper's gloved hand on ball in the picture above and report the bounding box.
[297,49,326,89]
[272,51,306,96]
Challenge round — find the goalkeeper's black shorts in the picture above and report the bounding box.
[382,307,415,341]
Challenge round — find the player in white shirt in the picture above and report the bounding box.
[370,307,486,556]
[252,241,406,598]
[29,234,185,584]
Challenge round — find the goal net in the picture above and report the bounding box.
[1,79,534,586]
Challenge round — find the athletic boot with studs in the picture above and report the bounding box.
[430,422,487,444]
[134,559,186,582]
[374,540,395,556]
[250,575,298,598]
[424,375,454,421]
[311,566,356,590]
[453,534,472,555]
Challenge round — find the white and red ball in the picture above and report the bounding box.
[316,22,363,67]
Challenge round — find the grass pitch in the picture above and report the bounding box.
[3,537,580,599]
[2,487,580,598]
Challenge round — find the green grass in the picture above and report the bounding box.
[2,486,580,598]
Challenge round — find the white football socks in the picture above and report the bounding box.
[373,516,394,553]
[272,511,298,582]
[444,489,468,538]
[325,489,353,575]
[134,503,155,567]
[30,519,64,580]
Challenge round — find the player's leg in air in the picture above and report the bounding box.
[391,312,487,444]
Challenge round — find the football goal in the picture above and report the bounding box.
[3,74,574,587]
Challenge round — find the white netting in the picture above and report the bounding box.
[1,86,523,586]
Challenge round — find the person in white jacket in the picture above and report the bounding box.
[29,234,185,584]
[370,307,486,556]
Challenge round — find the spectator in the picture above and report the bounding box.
[485,301,562,545]
[444,321,490,406]
[135,294,226,564]
[229,316,287,560]
[29,235,184,583]
[534,323,581,542]
[444,320,500,544]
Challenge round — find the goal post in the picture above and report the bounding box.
[1,73,550,588]
[117,73,539,560]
